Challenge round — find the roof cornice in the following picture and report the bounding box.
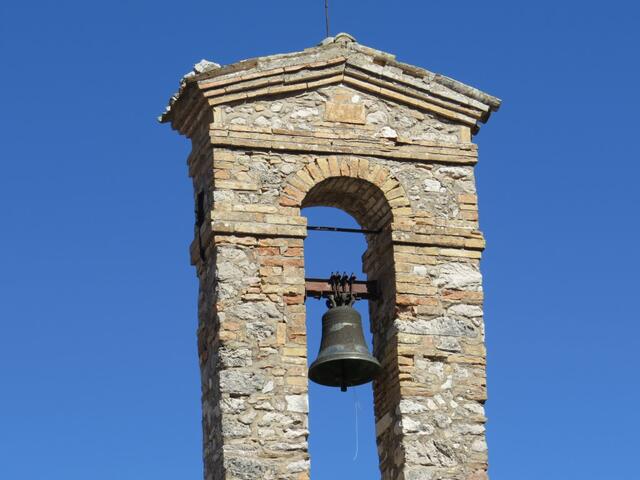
[160,33,501,137]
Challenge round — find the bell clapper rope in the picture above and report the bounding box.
[352,387,360,461]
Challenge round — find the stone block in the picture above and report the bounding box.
[219,370,267,396]
[285,394,308,413]
[324,101,366,124]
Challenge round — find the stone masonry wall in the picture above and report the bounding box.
[165,36,499,480]
[192,94,487,479]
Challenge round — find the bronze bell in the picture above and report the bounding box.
[308,274,381,391]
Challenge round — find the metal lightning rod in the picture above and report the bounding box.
[325,0,330,38]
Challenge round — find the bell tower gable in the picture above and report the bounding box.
[209,84,470,145]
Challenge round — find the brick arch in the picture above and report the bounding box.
[303,177,390,231]
[282,155,409,478]
[280,156,412,231]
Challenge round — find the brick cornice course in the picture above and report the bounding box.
[207,126,478,165]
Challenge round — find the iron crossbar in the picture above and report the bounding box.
[307,225,381,234]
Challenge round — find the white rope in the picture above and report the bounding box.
[352,388,360,461]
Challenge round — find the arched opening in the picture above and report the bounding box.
[303,176,393,232]
[303,206,378,478]
[300,175,399,478]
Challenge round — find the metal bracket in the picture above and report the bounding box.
[305,273,378,301]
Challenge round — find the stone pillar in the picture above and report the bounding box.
[162,33,500,480]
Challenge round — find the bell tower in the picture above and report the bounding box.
[161,33,500,480]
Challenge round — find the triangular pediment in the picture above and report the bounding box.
[161,33,500,138]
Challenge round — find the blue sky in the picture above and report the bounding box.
[1,1,639,479]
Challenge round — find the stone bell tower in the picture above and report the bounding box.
[161,33,500,480]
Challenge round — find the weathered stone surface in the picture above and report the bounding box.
[220,397,246,414]
[398,399,427,415]
[162,33,499,480]
[395,316,479,337]
[285,394,309,413]
[219,370,266,396]
[218,346,252,367]
[287,459,310,473]
[448,304,483,318]
[436,262,482,290]
[405,438,458,467]
[405,467,439,480]
[221,417,251,437]
[224,456,274,480]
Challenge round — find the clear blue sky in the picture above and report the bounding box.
[1,1,639,479]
